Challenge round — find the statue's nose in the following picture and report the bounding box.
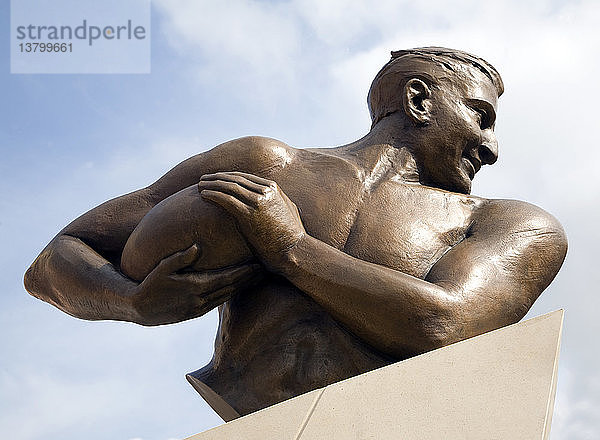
[479,134,498,165]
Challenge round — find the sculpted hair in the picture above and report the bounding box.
[367,47,504,127]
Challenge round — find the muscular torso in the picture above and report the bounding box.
[191,142,484,415]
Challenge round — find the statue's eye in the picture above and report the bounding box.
[474,108,490,129]
[468,100,496,130]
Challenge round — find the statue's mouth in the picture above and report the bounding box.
[462,156,481,180]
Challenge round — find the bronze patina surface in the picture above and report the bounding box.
[24,47,567,419]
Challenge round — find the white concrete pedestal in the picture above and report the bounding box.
[186,310,563,440]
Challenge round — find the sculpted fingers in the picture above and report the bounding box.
[200,172,266,193]
[199,171,304,270]
[193,285,237,312]
[156,244,201,274]
[225,171,274,187]
[206,263,264,289]
[198,178,260,207]
[200,171,280,195]
[188,278,258,317]
[200,189,252,218]
[201,267,263,305]
[171,263,262,293]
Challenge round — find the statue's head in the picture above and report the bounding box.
[368,47,504,194]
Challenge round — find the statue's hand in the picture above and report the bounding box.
[130,244,262,325]
[199,171,306,272]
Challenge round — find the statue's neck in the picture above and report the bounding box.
[336,115,421,186]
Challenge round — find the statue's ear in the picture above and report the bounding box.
[403,78,432,124]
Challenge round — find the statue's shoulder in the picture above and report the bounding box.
[472,197,567,247]
[214,135,300,168]
[210,137,355,175]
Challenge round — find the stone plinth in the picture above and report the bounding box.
[186,310,563,440]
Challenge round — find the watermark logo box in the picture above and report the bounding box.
[11,0,151,74]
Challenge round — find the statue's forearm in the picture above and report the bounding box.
[280,235,460,358]
[24,234,140,322]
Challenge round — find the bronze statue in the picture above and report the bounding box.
[24,47,567,420]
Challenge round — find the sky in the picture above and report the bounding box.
[1,0,599,439]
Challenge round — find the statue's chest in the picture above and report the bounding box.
[343,182,477,278]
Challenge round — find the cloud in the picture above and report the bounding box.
[154,0,303,105]
[552,366,600,440]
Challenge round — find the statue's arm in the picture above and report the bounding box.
[24,181,158,322]
[281,200,567,357]
[199,173,568,358]
[24,137,275,324]
[25,233,140,322]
